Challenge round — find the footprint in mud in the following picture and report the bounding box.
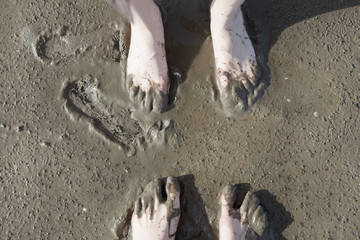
[62,75,181,156]
[21,25,76,65]
[34,27,70,64]
[21,24,127,65]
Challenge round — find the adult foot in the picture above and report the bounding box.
[132,176,181,240]
[108,0,170,112]
[219,185,272,240]
[210,0,260,113]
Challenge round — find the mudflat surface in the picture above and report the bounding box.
[1,0,359,239]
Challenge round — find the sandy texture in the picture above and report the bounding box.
[1,0,359,239]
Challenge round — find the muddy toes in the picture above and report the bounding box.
[240,192,273,240]
[132,176,180,239]
[217,65,265,115]
[129,85,140,99]
[134,178,164,219]
[129,83,169,113]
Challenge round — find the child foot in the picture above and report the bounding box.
[132,176,181,240]
[108,0,170,112]
[211,0,260,113]
[219,185,272,240]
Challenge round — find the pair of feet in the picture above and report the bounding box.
[108,0,258,113]
[129,176,270,240]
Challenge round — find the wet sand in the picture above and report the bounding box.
[1,0,359,239]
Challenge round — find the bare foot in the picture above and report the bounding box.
[219,185,272,240]
[211,0,259,113]
[132,176,181,240]
[108,0,169,112]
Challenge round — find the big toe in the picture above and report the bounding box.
[220,185,237,211]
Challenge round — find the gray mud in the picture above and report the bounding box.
[1,0,360,239]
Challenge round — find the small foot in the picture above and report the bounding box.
[219,185,272,240]
[132,176,181,240]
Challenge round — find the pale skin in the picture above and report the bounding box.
[130,178,269,240]
[107,0,258,112]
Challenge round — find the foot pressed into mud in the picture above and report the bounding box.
[132,176,181,240]
[109,0,170,113]
[211,0,261,114]
[219,185,273,240]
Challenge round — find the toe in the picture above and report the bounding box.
[140,181,159,218]
[249,66,259,86]
[220,185,236,207]
[133,197,142,218]
[143,92,154,112]
[129,85,139,99]
[165,176,180,208]
[153,90,168,113]
[154,178,165,208]
[140,196,148,216]
[248,193,260,219]
[165,176,180,239]
[137,89,145,102]
[239,192,256,222]
[241,76,253,94]
[220,185,237,219]
[250,205,268,235]
[218,74,230,94]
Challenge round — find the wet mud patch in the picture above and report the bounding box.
[62,75,181,156]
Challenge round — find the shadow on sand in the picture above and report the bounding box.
[176,176,292,240]
[176,174,216,240]
[231,183,293,240]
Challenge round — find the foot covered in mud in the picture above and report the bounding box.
[132,176,181,240]
[211,0,261,114]
[219,185,272,240]
[109,0,170,113]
